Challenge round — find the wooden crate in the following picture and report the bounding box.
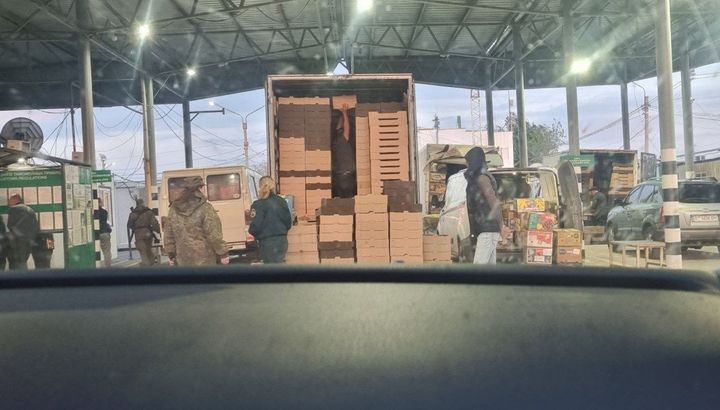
[369,111,410,194]
[278,97,330,105]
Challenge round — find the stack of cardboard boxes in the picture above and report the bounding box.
[277,98,332,220]
[609,163,634,197]
[318,198,355,264]
[355,194,389,263]
[369,111,410,194]
[278,137,306,217]
[355,116,372,195]
[423,235,452,264]
[286,222,319,264]
[384,181,423,263]
[553,229,583,265]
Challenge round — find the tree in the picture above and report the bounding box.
[504,114,566,167]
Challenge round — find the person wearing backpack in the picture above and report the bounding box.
[7,194,40,270]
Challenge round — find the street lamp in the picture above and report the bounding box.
[208,101,265,168]
[633,82,651,154]
[570,58,591,75]
[136,23,151,40]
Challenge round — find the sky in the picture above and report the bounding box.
[0,62,718,181]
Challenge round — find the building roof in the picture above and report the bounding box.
[0,0,718,109]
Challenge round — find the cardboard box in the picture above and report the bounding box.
[356,247,390,259]
[355,229,390,241]
[305,150,331,170]
[320,249,355,259]
[278,96,330,105]
[306,175,331,185]
[285,252,319,264]
[287,240,318,253]
[320,257,355,265]
[355,212,388,226]
[318,241,355,251]
[306,190,331,216]
[422,235,451,262]
[526,247,553,265]
[554,247,582,264]
[388,202,422,213]
[354,195,388,214]
[525,212,558,231]
[332,95,357,109]
[390,255,424,264]
[516,198,546,212]
[390,237,424,251]
[523,230,554,248]
[289,222,317,236]
[355,238,389,249]
[554,229,583,247]
[320,198,355,215]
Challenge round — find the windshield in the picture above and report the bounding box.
[0,0,717,273]
[679,183,720,203]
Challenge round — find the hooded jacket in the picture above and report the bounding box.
[164,191,227,266]
[465,147,501,235]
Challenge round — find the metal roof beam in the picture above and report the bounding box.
[95,0,297,33]
[407,0,560,17]
[405,3,427,58]
[443,0,484,54]
[166,0,226,64]
[276,2,302,60]
[354,40,510,61]
[28,0,185,101]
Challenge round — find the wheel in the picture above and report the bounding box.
[606,224,619,252]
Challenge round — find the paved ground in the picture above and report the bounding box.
[584,244,720,273]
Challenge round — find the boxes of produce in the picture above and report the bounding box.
[554,247,582,264]
[525,212,558,231]
[516,198,546,212]
[553,229,583,247]
[526,247,553,264]
[523,230,553,248]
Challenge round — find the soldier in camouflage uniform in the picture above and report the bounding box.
[164,176,229,266]
[127,198,160,266]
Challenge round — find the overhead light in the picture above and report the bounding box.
[326,71,334,76]
[356,0,373,13]
[208,100,215,106]
[186,67,197,78]
[136,23,151,40]
[570,58,591,75]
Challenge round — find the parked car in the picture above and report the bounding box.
[437,161,583,262]
[605,178,720,252]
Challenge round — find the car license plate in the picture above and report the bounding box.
[690,214,719,226]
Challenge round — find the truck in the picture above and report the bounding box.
[265,73,418,212]
[542,149,657,242]
[158,165,262,258]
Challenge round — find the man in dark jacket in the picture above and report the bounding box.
[249,176,292,263]
[588,186,609,226]
[7,194,40,270]
[331,104,357,198]
[94,198,113,267]
[464,148,511,264]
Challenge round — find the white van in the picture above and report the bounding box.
[159,166,262,256]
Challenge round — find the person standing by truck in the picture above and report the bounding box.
[331,104,357,198]
[588,186,609,226]
[164,177,230,266]
[127,198,160,266]
[464,148,511,264]
[249,176,292,264]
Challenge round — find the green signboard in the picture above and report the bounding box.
[0,168,63,187]
[92,170,113,183]
[560,154,595,168]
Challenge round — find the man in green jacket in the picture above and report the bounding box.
[164,176,229,266]
[249,176,292,264]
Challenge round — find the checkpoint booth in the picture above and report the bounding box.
[0,157,97,269]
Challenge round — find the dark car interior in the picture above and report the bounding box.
[1,266,719,409]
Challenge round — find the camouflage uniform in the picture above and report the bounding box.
[127,202,160,266]
[164,178,228,266]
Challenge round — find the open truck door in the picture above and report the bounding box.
[557,160,584,235]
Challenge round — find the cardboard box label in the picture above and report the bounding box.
[524,230,553,248]
[526,247,553,264]
[516,198,546,212]
[554,229,583,247]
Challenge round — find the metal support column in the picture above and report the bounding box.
[77,0,95,168]
[144,75,157,188]
[656,0,682,269]
[141,79,152,203]
[485,64,495,146]
[563,0,580,155]
[182,100,193,168]
[620,81,631,149]
[513,25,528,167]
[681,39,695,179]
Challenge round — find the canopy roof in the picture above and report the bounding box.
[0,0,717,109]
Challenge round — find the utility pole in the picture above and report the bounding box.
[643,95,650,153]
[242,120,250,168]
[433,114,440,144]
